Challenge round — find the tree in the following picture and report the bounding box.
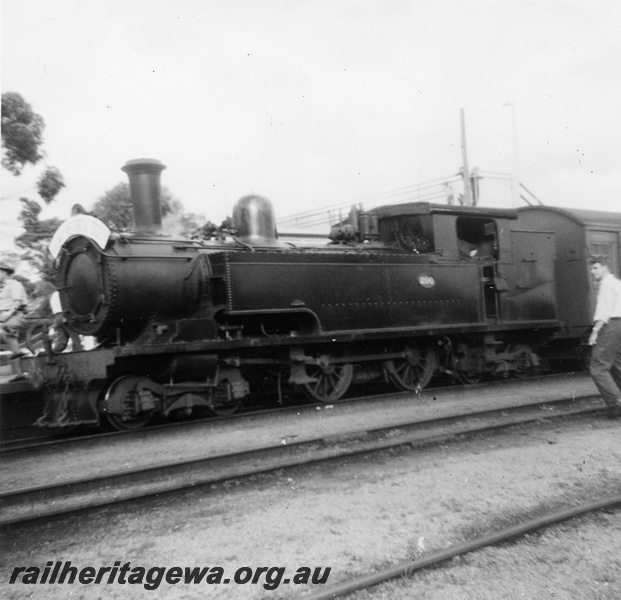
[15,197,63,282]
[90,182,218,238]
[90,183,133,230]
[179,212,209,238]
[2,93,66,279]
[37,166,66,204]
[91,182,183,231]
[1,92,45,176]
[2,92,65,205]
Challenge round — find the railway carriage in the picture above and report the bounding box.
[514,206,621,340]
[17,159,621,430]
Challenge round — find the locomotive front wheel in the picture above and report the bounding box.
[102,375,153,431]
[207,381,243,417]
[207,400,242,417]
[301,356,353,403]
[385,343,437,392]
[105,412,152,431]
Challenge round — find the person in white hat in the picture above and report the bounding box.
[0,257,28,357]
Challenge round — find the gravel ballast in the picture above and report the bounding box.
[1,414,620,599]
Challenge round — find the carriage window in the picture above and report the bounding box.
[590,243,609,257]
[456,217,498,259]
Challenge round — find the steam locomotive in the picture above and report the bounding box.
[20,159,621,430]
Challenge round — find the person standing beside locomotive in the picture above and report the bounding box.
[588,256,621,419]
[0,257,28,358]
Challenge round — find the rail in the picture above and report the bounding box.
[0,374,603,526]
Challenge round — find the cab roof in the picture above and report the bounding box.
[370,201,518,220]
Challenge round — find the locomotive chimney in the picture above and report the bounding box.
[121,158,167,233]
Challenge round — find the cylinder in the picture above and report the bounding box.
[121,159,167,233]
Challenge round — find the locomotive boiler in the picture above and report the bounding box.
[22,159,621,430]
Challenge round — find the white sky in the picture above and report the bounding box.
[1,0,620,246]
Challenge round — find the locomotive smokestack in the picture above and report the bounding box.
[121,158,167,233]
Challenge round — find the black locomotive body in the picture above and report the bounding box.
[22,159,621,429]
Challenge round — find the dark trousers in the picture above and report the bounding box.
[590,319,621,406]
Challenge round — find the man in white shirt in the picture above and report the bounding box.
[588,256,621,419]
[0,257,28,357]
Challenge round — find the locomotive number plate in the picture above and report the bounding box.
[417,274,436,289]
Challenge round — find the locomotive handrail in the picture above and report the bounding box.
[100,252,198,261]
[232,237,255,251]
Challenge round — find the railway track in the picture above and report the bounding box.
[0,384,401,452]
[0,373,603,527]
[0,368,586,452]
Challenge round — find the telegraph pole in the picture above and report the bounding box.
[505,102,520,207]
[460,108,472,206]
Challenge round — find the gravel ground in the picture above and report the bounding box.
[352,511,621,600]
[1,413,620,600]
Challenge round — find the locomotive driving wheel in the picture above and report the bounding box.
[301,355,353,403]
[102,375,154,431]
[385,343,437,392]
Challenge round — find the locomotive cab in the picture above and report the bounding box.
[455,217,498,260]
[368,202,516,322]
